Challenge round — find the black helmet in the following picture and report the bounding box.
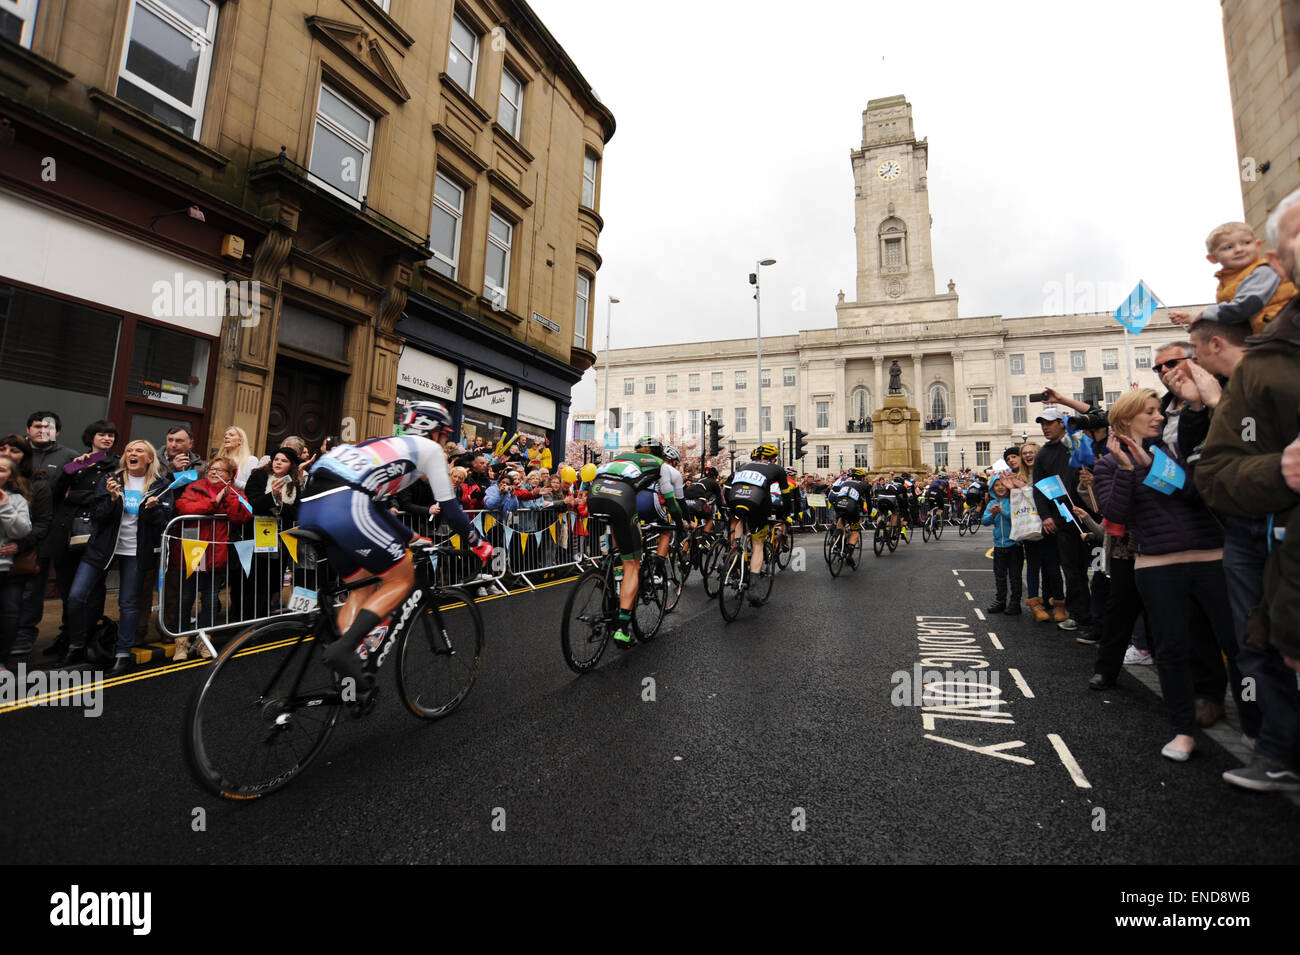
[400,401,453,438]
[704,465,718,478]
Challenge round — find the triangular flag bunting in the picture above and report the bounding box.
[280,531,299,563]
[483,514,495,533]
[182,540,209,578]
[450,534,461,551]
[232,538,255,576]
[519,532,528,553]
[549,522,558,542]
[503,526,515,550]
[430,552,438,577]
[473,513,484,534]
[582,518,588,531]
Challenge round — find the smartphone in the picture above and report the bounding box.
[1029,392,1047,403]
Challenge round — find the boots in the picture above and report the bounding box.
[172,636,190,662]
[1051,598,1067,623]
[1027,597,1050,622]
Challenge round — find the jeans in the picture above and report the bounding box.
[992,544,1023,605]
[1094,557,1148,680]
[0,573,24,665]
[1135,560,1238,737]
[68,555,142,658]
[1223,516,1299,766]
[1056,526,1092,625]
[179,570,224,632]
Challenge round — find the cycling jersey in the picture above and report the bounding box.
[587,451,682,560]
[831,479,872,524]
[726,461,794,534]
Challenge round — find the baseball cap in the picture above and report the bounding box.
[1036,407,1066,424]
[990,459,1012,473]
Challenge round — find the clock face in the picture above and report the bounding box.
[877,160,901,182]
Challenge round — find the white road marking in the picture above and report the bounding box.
[957,579,965,587]
[1047,734,1092,789]
[951,569,959,576]
[988,631,1003,649]
[973,608,985,620]
[1008,668,1034,698]
[952,568,993,573]
[964,592,974,601]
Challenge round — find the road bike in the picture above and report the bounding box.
[560,525,669,673]
[957,506,982,536]
[874,512,903,556]
[921,507,944,542]
[717,524,777,622]
[184,535,484,800]
[824,520,863,577]
[774,521,794,570]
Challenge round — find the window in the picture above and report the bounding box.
[783,367,796,387]
[1105,391,1120,406]
[972,395,988,424]
[308,85,375,206]
[783,405,796,430]
[687,410,701,435]
[1073,392,1086,403]
[623,377,634,396]
[760,406,771,434]
[816,401,830,429]
[644,376,656,395]
[484,211,512,306]
[1070,350,1086,373]
[1135,347,1152,369]
[1012,395,1027,424]
[927,383,949,423]
[689,373,700,393]
[666,374,677,393]
[643,411,654,436]
[1102,348,1119,371]
[498,66,523,139]
[816,445,829,469]
[735,408,747,433]
[854,444,870,468]
[760,369,771,389]
[711,372,723,391]
[666,410,677,438]
[607,408,621,430]
[884,237,902,267]
[711,407,723,425]
[1009,353,1024,376]
[582,150,598,209]
[735,370,747,390]
[447,13,479,95]
[1039,352,1055,374]
[934,442,949,470]
[850,387,872,421]
[428,173,466,280]
[573,272,590,350]
[975,442,990,468]
[1,0,39,47]
[115,0,218,138]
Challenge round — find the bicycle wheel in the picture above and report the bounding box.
[958,514,968,536]
[873,522,887,557]
[850,528,863,569]
[922,519,931,542]
[701,536,726,598]
[718,544,747,622]
[823,526,836,564]
[396,587,484,719]
[934,515,944,539]
[969,514,981,535]
[184,619,340,800]
[827,529,845,577]
[632,559,668,641]
[750,541,776,603]
[888,523,900,552]
[776,530,793,571]
[560,570,612,673]
[663,552,685,613]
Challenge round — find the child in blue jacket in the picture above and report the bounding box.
[982,475,1022,615]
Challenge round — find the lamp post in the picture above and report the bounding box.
[751,258,776,445]
[602,296,620,450]
[728,438,737,477]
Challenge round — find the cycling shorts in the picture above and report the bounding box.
[684,498,714,521]
[298,484,413,579]
[587,476,642,560]
[728,485,772,536]
[833,498,864,524]
[874,494,897,512]
[636,489,673,527]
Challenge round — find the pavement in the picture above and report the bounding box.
[2,526,1298,865]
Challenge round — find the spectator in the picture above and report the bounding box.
[464,453,491,510]
[0,455,33,673]
[1094,388,1238,762]
[244,448,302,618]
[162,425,203,474]
[1031,398,1091,631]
[0,435,52,658]
[981,475,1021,615]
[215,426,259,490]
[16,410,75,659]
[60,440,172,675]
[1009,441,1063,622]
[484,472,519,519]
[1169,219,1297,334]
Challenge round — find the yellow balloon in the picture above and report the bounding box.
[580,463,597,483]
[560,465,577,484]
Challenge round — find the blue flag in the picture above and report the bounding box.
[1068,431,1096,469]
[1114,280,1160,335]
[1035,475,1070,501]
[1056,500,1075,524]
[1142,447,1186,496]
[166,469,199,493]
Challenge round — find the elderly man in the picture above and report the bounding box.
[163,425,203,474]
[1197,187,1300,791]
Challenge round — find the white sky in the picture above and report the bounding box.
[526,0,1245,412]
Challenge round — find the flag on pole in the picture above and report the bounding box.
[1114,280,1161,335]
[166,469,200,493]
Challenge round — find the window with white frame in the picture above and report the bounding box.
[1009,353,1024,375]
[816,401,829,429]
[783,367,796,387]
[498,66,523,139]
[710,407,722,425]
[1135,347,1151,369]
[816,445,829,469]
[783,405,796,430]
[688,409,701,435]
[429,172,465,279]
[308,84,374,205]
[370,0,390,10]
[760,406,771,434]
[1012,395,1027,424]
[760,368,771,389]
[735,370,747,390]
[972,395,988,424]
[1105,391,1120,406]
[854,444,869,468]
[734,408,747,433]
[666,410,677,438]
[582,150,598,209]
[850,387,872,421]
[573,272,590,350]
[1070,350,1086,372]
[689,373,700,393]
[644,376,656,395]
[1040,352,1055,374]
[1102,348,1119,371]
[623,377,633,395]
[711,372,723,391]
[934,442,949,470]
[666,374,677,393]
[447,13,478,94]
[115,0,218,138]
[928,383,949,422]
[975,441,990,468]
[643,411,654,436]
[484,211,512,307]
[607,408,620,430]
[0,0,40,47]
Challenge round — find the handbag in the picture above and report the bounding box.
[68,509,94,549]
[1008,486,1043,542]
[8,547,38,576]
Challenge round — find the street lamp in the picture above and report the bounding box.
[960,448,966,470]
[750,258,776,445]
[602,296,620,450]
[728,437,737,476]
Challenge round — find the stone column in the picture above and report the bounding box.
[951,348,966,437]
[911,351,924,409]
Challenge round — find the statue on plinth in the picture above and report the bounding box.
[888,359,903,395]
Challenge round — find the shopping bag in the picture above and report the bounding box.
[1009,486,1042,542]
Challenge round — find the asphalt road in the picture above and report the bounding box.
[4,526,1298,865]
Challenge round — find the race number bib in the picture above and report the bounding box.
[733,469,768,488]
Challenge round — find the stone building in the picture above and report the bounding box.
[0,0,612,458]
[595,96,1175,474]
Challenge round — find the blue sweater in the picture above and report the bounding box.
[981,493,1014,547]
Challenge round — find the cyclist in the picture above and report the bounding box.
[963,473,988,524]
[586,435,684,648]
[873,473,905,539]
[723,444,797,603]
[299,401,494,691]
[829,467,872,567]
[924,474,948,526]
[683,464,721,532]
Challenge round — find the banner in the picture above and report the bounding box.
[254,517,278,553]
[807,493,827,508]
[232,538,255,576]
[1142,447,1186,495]
[182,540,209,577]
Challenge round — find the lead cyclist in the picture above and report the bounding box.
[297,401,493,692]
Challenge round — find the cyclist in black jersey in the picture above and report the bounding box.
[829,468,872,567]
[724,444,797,600]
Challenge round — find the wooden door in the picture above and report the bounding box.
[266,358,344,454]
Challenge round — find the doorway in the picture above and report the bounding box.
[266,357,345,454]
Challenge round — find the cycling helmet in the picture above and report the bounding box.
[634,435,664,458]
[785,466,798,477]
[752,443,779,461]
[704,466,719,478]
[400,400,453,438]
[851,467,868,479]
[663,445,680,464]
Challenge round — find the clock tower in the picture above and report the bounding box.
[849,95,938,305]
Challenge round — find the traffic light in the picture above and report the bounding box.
[794,428,808,460]
[708,417,724,456]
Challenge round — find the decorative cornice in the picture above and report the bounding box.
[306,15,411,103]
[486,167,533,209]
[439,73,492,123]
[431,122,489,172]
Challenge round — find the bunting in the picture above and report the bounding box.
[232,538,255,576]
[181,540,209,577]
[450,534,461,551]
[483,514,495,534]
[503,526,515,550]
[280,531,299,563]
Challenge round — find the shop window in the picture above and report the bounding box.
[128,322,210,408]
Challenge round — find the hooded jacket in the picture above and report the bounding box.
[1093,439,1222,556]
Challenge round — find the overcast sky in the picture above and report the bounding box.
[526,0,1245,413]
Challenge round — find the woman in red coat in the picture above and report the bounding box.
[171,456,251,657]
